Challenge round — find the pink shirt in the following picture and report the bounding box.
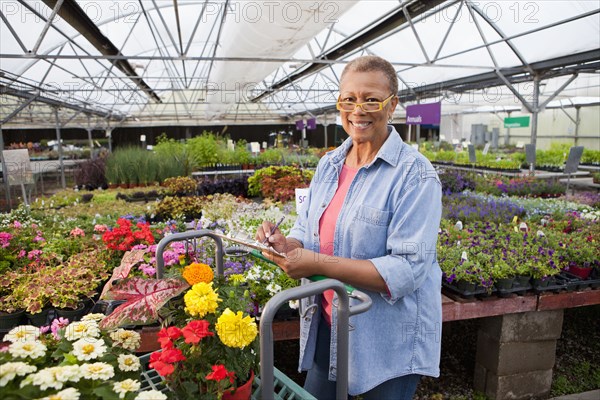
[319,164,358,325]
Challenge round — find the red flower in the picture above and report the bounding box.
[206,364,235,383]
[149,351,177,377]
[158,326,183,349]
[161,348,186,363]
[150,360,175,377]
[101,218,155,251]
[182,320,214,345]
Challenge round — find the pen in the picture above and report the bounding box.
[262,216,285,244]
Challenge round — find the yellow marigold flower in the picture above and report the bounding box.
[216,308,258,349]
[229,274,246,285]
[182,262,214,285]
[184,282,220,317]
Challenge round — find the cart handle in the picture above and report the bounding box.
[259,279,372,400]
[154,230,224,278]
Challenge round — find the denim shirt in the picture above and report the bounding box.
[288,126,442,396]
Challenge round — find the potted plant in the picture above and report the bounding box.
[592,172,600,185]
[490,259,516,290]
[0,271,28,330]
[0,314,167,399]
[98,255,259,399]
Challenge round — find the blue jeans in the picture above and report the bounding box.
[304,318,421,400]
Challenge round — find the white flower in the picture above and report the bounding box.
[109,329,141,351]
[455,220,463,230]
[288,300,299,310]
[266,282,282,296]
[245,266,262,281]
[53,365,81,384]
[20,365,81,391]
[38,387,80,400]
[0,362,37,386]
[117,354,141,372]
[135,390,168,400]
[113,379,141,399]
[21,368,60,391]
[4,325,40,343]
[80,363,114,380]
[72,338,107,361]
[262,270,275,281]
[80,313,106,322]
[64,321,100,341]
[461,251,468,261]
[8,340,46,359]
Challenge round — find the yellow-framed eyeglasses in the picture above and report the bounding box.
[336,94,395,112]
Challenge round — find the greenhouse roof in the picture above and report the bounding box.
[0,0,599,130]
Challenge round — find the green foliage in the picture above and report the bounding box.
[582,148,600,164]
[188,131,219,165]
[231,139,253,164]
[105,147,143,185]
[154,196,205,220]
[552,361,600,396]
[257,148,284,165]
[162,176,197,195]
[247,165,313,199]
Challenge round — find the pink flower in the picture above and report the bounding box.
[18,249,26,257]
[0,232,12,248]
[94,224,108,233]
[33,235,45,242]
[12,221,22,228]
[70,227,85,237]
[139,264,156,277]
[27,249,42,260]
[51,317,70,339]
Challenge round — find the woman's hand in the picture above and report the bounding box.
[255,220,288,254]
[269,247,321,280]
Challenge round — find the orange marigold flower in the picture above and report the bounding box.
[182,262,214,285]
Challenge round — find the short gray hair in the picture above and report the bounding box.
[341,55,398,95]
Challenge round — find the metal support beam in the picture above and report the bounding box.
[1,94,38,125]
[0,10,28,53]
[529,76,540,174]
[540,74,578,110]
[574,106,581,146]
[252,0,447,102]
[0,127,12,210]
[41,0,161,103]
[504,111,512,146]
[32,0,64,54]
[87,115,94,153]
[0,84,112,119]
[54,108,66,188]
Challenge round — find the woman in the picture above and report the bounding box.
[257,55,442,399]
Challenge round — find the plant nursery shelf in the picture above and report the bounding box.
[537,289,600,311]
[271,289,600,341]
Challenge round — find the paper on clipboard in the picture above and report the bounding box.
[214,232,286,258]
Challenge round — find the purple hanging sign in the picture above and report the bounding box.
[295,120,305,130]
[306,118,317,130]
[406,102,441,125]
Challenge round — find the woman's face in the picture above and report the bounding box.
[338,70,398,144]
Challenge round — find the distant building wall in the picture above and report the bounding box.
[440,105,599,150]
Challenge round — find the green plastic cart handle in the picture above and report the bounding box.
[250,249,355,294]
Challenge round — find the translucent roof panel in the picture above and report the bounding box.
[0,0,598,128]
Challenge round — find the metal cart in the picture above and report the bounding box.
[141,229,372,400]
